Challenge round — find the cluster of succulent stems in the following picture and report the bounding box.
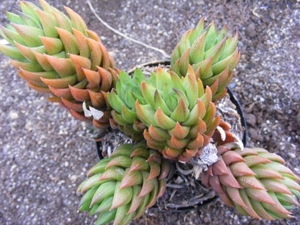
[0,1,299,225]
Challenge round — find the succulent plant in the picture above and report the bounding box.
[171,18,240,102]
[0,0,118,131]
[108,65,221,162]
[200,143,300,220]
[77,143,170,225]
[0,1,298,224]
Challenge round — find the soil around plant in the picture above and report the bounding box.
[0,0,299,225]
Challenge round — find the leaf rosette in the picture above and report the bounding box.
[0,0,118,130]
[108,65,220,162]
[171,18,240,101]
[201,144,300,220]
[77,143,170,225]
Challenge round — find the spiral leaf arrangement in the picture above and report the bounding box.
[77,143,170,225]
[108,65,220,162]
[0,0,118,130]
[201,143,300,220]
[0,1,299,225]
[171,18,240,102]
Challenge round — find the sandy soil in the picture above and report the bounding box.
[0,0,299,224]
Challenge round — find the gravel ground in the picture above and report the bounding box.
[0,0,299,225]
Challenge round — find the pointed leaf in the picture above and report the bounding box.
[87,38,102,70]
[237,176,265,190]
[80,173,104,193]
[167,135,189,150]
[90,181,115,206]
[46,55,76,77]
[230,162,256,177]
[140,82,156,109]
[153,108,176,130]
[0,25,26,45]
[249,198,275,220]
[135,101,157,127]
[107,90,123,113]
[138,171,157,197]
[40,75,77,89]
[246,188,276,205]
[120,169,143,189]
[73,28,90,58]
[94,196,113,213]
[105,156,132,169]
[260,179,292,195]
[127,186,143,214]
[64,6,88,36]
[179,48,190,76]
[0,43,25,60]
[99,167,124,182]
[94,209,116,225]
[226,187,247,208]
[56,27,79,55]
[148,125,170,141]
[110,181,133,210]
[204,37,226,63]
[189,17,205,43]
[36,10,58,38]
[129,157,149,172]
[12,23,44,47]
[170,97,189,122]
[238,189,261,219]
[87,158,111,176]
[190,32,206,63]
[212,49,239,74]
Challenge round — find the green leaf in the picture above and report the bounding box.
[1,25,26,45]
[212,49,239,74]
[154,108,176,130]
[183,71,198,108]
[204,37,226,63]
[94,209,116,225]
[204,22,218,50]
[94,196,113,213]
[220,32,238,60]
[99,167,125,182]
[154,90,172,116]
[12,23,44,47]
[0,43,25,60]
[87,158,111,176]
[192,56,213,80]
[37,10,59,38]
[155,67,171,90]
[5,12,23,24]
[190,32,206,63]
[189,17,205,44]
[107,90,123,113]
[106,156,132,169]
[91,181,116,206]
[121,105,138,124]
[111,181,133,209]
[19,1,40,21]
[140,82,157,109]
[110,144,134,158]
[113,204,131,225]
[120,169,143,188]
[81,173,104,193]
[129,157,150,172]
[179,48,190,76]
[178,30,191,55]
[135,102,157,127]
[170,98,189,122]
[78,186,98,211]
